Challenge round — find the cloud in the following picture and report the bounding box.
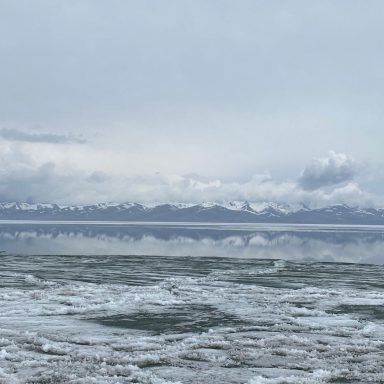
[298,151,359,190]
[0,145,378,208]
[0,128,86,144]
[1,0,384,197]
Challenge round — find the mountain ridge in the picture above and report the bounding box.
[0,201,384,224]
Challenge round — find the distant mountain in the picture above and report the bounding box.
[1,201,384,224]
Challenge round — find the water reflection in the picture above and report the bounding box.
[0,222,384,264]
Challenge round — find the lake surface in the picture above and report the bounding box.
[1,221,384,264]
[0,222,384,383]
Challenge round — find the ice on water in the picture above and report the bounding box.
[0,255,384,383]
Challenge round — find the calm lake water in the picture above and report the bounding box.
[0,222,384,383]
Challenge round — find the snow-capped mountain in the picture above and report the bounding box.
[0,201,384,224]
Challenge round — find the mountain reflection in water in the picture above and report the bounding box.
[0,222,383,264]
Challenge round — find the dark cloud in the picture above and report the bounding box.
[298,151,358,190]
[0,128,86,144]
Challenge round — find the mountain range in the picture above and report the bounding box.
[0,201,384,224]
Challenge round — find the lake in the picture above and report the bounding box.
[0,222,383,383]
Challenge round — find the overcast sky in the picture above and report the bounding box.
[0,0,383,206]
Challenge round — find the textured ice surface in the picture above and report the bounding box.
[0,255,384,383]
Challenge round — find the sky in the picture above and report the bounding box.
[0,0,384,206]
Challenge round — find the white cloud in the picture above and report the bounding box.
[298,151,359,190]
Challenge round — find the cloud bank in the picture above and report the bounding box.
[0,145,378,208]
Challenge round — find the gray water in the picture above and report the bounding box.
[0,222,384,383]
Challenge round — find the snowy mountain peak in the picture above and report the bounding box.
[0,201,383,224]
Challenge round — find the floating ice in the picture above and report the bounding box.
[0,256,383,383]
